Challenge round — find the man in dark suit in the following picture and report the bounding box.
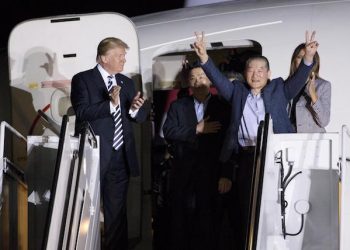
[163,63,232,250]
[70,37,149,250]
[193,31,319,249]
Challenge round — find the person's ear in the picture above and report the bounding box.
[100,55,108,64]
[267,70,271,79]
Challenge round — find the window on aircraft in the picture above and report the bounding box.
[152,40,262,90]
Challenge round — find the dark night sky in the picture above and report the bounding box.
[0,0,185,49]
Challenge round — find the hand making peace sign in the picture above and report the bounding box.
[193,30,319,66]
[304,30,319,64]
[193,31,209,63]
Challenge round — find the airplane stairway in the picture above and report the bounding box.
[248,114,349,250]
[0,115,101,250]
[0,121,27,249]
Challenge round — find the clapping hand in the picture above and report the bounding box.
[109,85,121,106]
[193,31,209,63]
[131,91,145,111]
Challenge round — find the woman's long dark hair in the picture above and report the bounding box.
[289,43,322,127]
[289,43,320,79]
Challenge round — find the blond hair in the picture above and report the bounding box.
[96,37,129,62]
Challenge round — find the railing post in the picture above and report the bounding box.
[0,121,27,200]
[340,125,350,250]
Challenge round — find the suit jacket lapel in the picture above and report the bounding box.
[92,66,109,98]
[205,96,217,119]
[115,73,126,103]
[188,96,198,124]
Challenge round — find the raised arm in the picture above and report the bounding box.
[193,31,209,64]
[284,31,318,99]
[192,31,236,101]
[303,31,319,64]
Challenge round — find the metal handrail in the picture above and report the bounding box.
[3,158,26,187]
[340,125,350,250]
[0,121,27,250]
[341,125,350,171]
[0,121,27,160]
[0,121,27,202]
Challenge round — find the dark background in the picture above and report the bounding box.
[0,0,186,49]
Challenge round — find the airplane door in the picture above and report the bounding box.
[8,12,143,249]
[8,12,140,135]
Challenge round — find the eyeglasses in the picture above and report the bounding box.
[274,150,304,239]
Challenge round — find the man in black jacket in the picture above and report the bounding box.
[163,63,232,250]
[71,37,149,250]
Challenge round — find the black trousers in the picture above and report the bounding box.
[101,146,129,250]
[169,158,218,250]
[231,148,255,250]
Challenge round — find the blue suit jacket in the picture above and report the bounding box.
[70,66,148,177]
[201,58,313,162]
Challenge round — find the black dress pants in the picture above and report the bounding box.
[101,146,129,250]
[231,147,255,250]
[169,158,217,250]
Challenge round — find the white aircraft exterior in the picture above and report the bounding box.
[132,0,350,133]
[7,0,350,135]
[2,0,350,249]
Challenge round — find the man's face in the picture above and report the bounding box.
[101,46,126,74]
[245,59,271,92]
[189,67,210,90]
